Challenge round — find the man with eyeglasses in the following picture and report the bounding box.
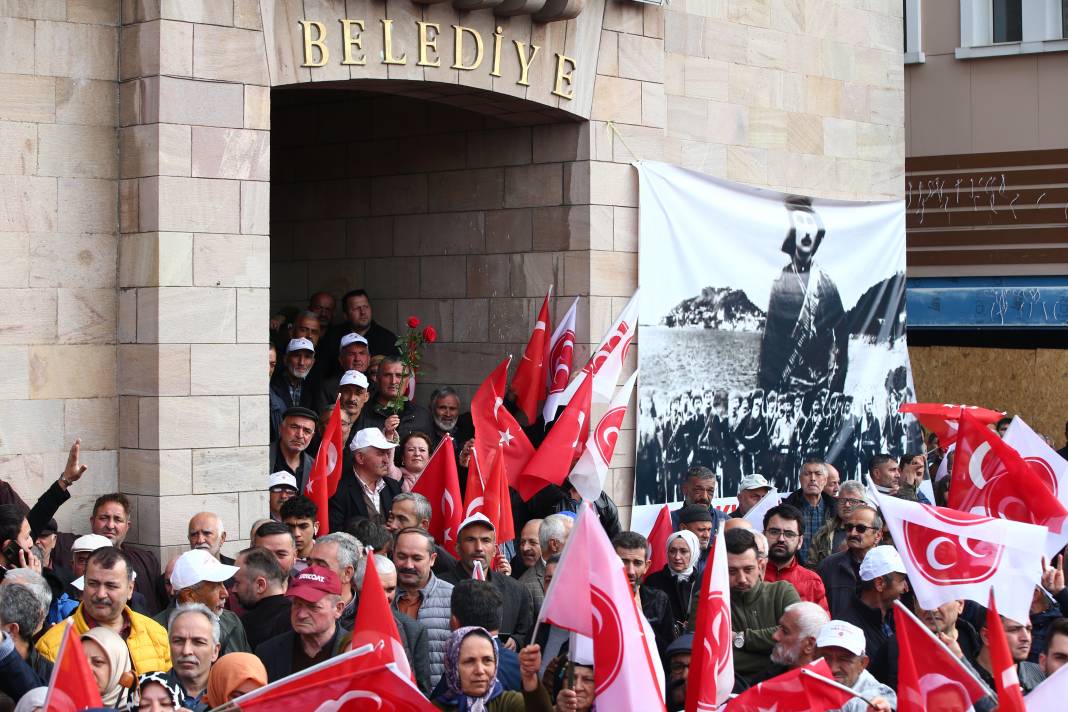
[761,504,829,612]
[670,466,728,532]
[806,480,868,568]
[267,472,298,522]
[816,503,884,617]
[782,458,836,565]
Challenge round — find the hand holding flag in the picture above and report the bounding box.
[304,396,344,535]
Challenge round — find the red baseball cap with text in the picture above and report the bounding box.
[285,565,341,603]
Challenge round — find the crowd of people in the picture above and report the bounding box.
[1,288,1067,711]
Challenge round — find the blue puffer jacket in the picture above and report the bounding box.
[394,573,453,687]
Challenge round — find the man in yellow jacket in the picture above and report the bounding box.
[37,547,170,674]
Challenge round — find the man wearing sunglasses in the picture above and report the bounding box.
[816,504,883,617]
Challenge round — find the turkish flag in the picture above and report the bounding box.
[987,591,1027,712]
[893,601,990,712]
[543,296,579,424]
[305,397,343,535]
[725,659,852,711]
[350,552,414,683]
[1004,415,1068,557]
[43,621,103,712]
[872,488,1047,624]
[898,402,1003,447]
[412,434,463,556]
[686,524,733,711]
[570,370,638,503]
[511,288,552,424]
[471,357,535,486]
[539,503,666,712]
[232,650,435,712]
[644,503,673,583]
[515,374,592,501]
[949,410,1068,539]
[558,291,639,409]
[481,446,516,543]
[1025,653,1068,708]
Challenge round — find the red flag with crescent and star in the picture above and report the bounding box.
[871,488,1047,624]
[349,550,414,684]
[687,524,733,711]
[948,410,1068,540]
[471,356,535,486]
[304,396,343,535]
[411,434,463,557]
[987,591,1027,712]
[644,503,673,583]
[515,374,592,501]
[511,287,552,424]
[43,621,104,712]
[897,402,1003,447]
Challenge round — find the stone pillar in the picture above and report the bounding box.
[117,1,272,562]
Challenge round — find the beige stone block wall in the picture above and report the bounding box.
[0,3,120,533]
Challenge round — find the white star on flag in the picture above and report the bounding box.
[499,429,514,446]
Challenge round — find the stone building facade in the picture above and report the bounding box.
[0,0,905,562]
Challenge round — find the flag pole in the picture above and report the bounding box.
[798,669,875,707]
[891,600,995,697]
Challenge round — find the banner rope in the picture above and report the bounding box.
[606,121,640,162]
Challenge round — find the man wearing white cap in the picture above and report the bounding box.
[814,619,895,711]
[328,427,403,532]
[320,334,372,405]
[267,471,298,522]
[836,545,909,659]
[154,550,250,656]
[270,338,323,416]
[731,474,773,519]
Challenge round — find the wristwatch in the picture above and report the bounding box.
[733,631,744,649]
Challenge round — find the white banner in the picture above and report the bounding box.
[635,161,921,505]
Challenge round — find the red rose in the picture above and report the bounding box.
[407,316,421,328]
[422,326,437,343]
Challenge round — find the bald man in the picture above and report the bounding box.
[187,512,233,565]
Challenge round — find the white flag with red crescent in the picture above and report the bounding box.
[543,297,579,424]
[570,370,639,502]
[872,488,1047,624]
[1004,415,1068,557]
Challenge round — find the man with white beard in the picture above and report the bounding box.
[427,386,469,450]
[738,601,829,689]
[270,338,322,415]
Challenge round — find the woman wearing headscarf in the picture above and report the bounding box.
[642,530,701,634]
[204,653,268,708]
[132,671,185,711]
[81,626,135,709]
[432,626,552,712]
[12,687,47,712]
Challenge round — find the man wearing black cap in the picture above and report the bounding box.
[269,407,317,491]
[665,633,692,712]
[677,504,714,573]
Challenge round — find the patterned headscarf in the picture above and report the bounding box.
[131,672,185,711]
[435,626,504,712]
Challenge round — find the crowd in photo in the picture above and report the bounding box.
[2,288,1068,712]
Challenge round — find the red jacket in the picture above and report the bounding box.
[764,556,830,612]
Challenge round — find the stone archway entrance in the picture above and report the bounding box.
[270,81,591,405]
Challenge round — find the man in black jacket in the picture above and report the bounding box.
[817,503,883,617]
[613,530,677,657]
[328,428,402,532]
[355,357,435,449]
[255,566,347,682]
[321,290,400,375]
[781,458,836,565]
[268,407,317,491]
[232,547,291,651]
[439,514,534,650]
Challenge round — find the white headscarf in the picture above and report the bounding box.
[13,688,47,712]
[665,530,700,580]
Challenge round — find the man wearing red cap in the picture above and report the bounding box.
[254,565,347,682]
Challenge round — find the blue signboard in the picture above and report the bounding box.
[906,276,1068,329]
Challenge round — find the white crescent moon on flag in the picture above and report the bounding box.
[968,441,992,489]
[925,536,954,570]
[959,536,985,558]
[465,496,484,518]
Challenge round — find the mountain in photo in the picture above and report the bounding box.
[661,286,766,331]
[846,272,908,344]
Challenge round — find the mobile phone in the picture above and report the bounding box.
[2,540,22,566]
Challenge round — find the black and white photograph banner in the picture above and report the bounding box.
[634,161,922,507]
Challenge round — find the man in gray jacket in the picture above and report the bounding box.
[392,527,454,687]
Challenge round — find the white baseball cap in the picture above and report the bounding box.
[170,549,239,591]
[340,333,368,350]
[287,337,315,354]
[72,534,112,552]
[859,545,907,582]
[339,370,369,389]
[815,620,866,656]
[267,471,298,491]
[738,474,772,493]
[457,512,495,535]
[349,427,398,452]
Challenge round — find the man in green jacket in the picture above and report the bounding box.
[720,528,801,680]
